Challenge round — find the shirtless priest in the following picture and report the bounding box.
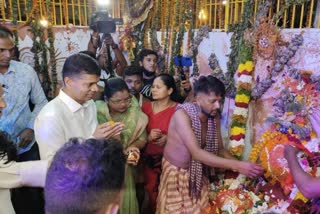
[156,75,264,214]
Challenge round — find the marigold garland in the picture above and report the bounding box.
[229,60,254,158]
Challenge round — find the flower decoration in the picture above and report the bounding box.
[254,17,279,60]
[248,70,320,212]
[208,53,226,84]
[229,61,254,158]
[202,173,273,214]
[119,23,136,61]
[252,33,304,100]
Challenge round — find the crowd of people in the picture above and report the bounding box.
[0,24,319,214]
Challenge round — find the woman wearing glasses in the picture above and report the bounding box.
[95,77,148,214]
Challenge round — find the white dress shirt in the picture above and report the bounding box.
[35,89,98,160]
[0,90,97,211]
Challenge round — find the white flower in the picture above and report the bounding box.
[233,107,248,117]
[230,139,245,147]
[237,75,253,84]
[296,81,305,91]
[264,195,270,202]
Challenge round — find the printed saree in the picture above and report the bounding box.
[96,96,148,214]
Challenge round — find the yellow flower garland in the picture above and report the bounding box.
[235,94,250,104]
[231,127,246,136]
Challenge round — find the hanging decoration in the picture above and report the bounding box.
[125,0,196,73]
[125,0,154,26]
[190,25,210,77]
[228,0,281,158]
[225,0,255,98]
[25,0,54,99]
[174,0,189,57]
[168,0,181,75]
[229,60,254,158]
[162,0,171,72]
[162,0,170,56]
[119,23,136,61]
[227,0,256,157]
[150,0,161,52]
[45,0,58,97]
[11,0,19,45]
[207,53,225,83]
[132,22,146,65]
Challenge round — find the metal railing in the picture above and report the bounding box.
[1,0,319,29]
[201,0,319,30]
[0,0,125,26]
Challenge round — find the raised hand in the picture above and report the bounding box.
[93,122,125,139]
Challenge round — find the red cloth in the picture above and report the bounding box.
[141,101,177,213]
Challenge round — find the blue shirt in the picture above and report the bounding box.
[0,60,48,154]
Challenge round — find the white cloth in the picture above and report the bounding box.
[0,189,14,214]
[0,160,48,188]
[0,160,48,213]
[35,89,98,161]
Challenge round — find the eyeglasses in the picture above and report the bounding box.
[108,95,132,105]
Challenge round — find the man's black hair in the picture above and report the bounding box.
[138,49,158,62]
[62,53,101,81]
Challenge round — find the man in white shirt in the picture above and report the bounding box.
[34,53,124,161]
[0,54,124,212]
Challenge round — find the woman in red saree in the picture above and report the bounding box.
[141,73,182,213]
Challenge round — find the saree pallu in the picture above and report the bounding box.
[156,158,209,214]
[96,97,148,214]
